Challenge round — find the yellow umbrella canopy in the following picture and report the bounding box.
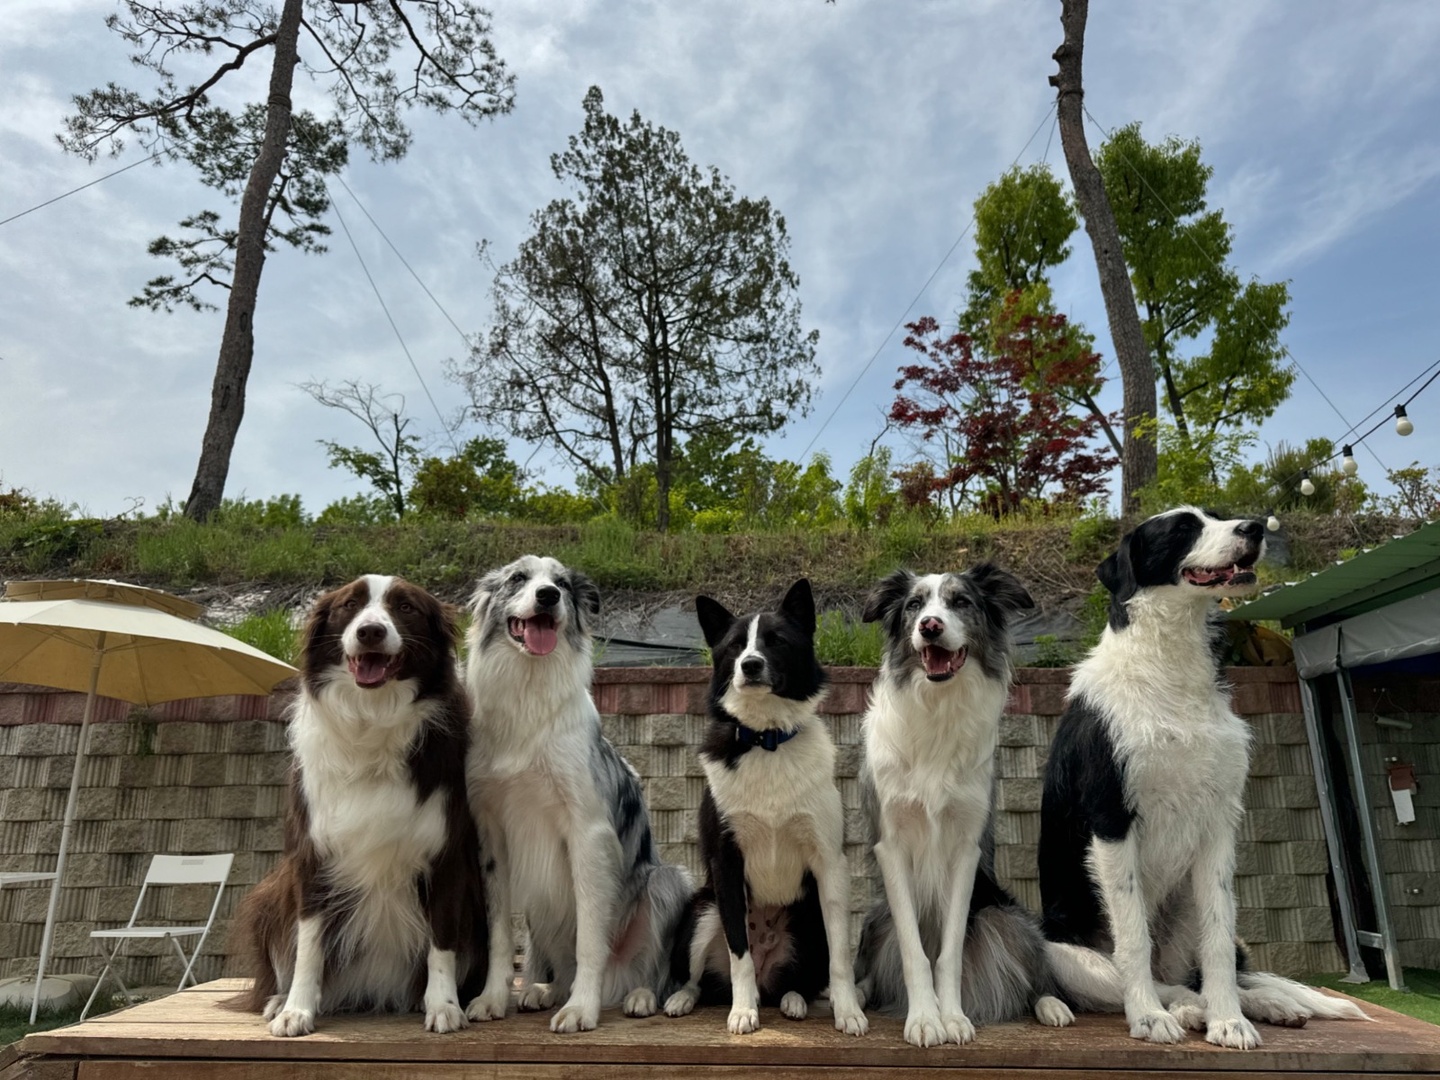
[0,598,292,704]
[0,598,295,1022]
[2,578,205,621]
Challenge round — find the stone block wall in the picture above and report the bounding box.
[0,667,1348,988]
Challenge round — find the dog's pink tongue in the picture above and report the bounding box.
[523,618,558,656]
[349,653,391,687]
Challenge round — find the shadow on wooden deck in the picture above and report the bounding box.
[3,978,1438,1079]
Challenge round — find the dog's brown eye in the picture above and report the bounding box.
[510,572,526,585]
[342,598,358,610]
[399,602,414,613]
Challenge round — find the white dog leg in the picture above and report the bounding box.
[1191,835,1260,1049]
[551,820,620,1033]
[466,840,514,1023]
[932,837,981,1045]
[814,832,868,1036]
[423,946,467,1033]
[727,949,761,1034]
[1090,837,1184,1044]
[874,837,944,1048]
[269,914,323,1038]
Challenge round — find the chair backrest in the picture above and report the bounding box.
[143,853,234,886]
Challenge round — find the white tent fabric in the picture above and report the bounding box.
[1293,587,1440,677]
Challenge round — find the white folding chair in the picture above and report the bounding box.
[80,853,234,1020]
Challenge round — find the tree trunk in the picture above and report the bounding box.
[1049,0,1156,520]
[183,0,304,521]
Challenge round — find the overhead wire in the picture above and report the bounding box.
[0,148,169,228]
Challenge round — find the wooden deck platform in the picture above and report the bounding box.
[4,979,1439,1079]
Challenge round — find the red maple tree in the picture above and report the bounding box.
[889,305,1117,516]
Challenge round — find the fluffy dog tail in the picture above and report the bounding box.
[1237,970,1371,1023]
[856,888,1072,1027]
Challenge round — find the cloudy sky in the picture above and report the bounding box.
[2,0,1438,519]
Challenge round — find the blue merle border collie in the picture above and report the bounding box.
[663,579,868,1036]
[1040,507,1368,1049]
[233,575,487,1037]
[462,555,692,1033]
[854,564,1074,1048]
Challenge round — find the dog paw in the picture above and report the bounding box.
[518,983,556,1011]
[623,987,658,1017]
[1169,1002,1208,1031]
[903,1009,947,1048]
[425,1000,467,1034]
[833,1001,868,1036]
[465,989,509,1022]
[261,994,286,1021]
[550,998,599,1033]
[779,991,808,1020]
[663,986,699,1017]
[1129,1009,1186,1044]
[268,1007,315,1038]
[1034,995,1074,1027]
[727,1005,760,1035]
[941,1012,976,1045]
[854,977,871,1010]
[1207,1015,1262,1050]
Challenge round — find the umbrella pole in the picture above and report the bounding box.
[29,635,104,1024]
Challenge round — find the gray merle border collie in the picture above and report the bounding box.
[664,579,868,1036]
[462,555,691,1033]
[854,564,1074,1048]
[1040,507,1368,1049]
[233,575,486,1037]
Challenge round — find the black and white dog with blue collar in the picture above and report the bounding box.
[663,579,868,1037]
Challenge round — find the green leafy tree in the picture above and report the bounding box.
[458,86,819,531]
[302,379,422,518]
[1096,122,1294,451]
[61,0,516,521]
[409,437,526,520]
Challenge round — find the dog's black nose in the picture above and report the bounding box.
[741,657,765,680]
[1236,520,1264,542]
[535,585,561,607]
[356,622,387,647]
[919,616,944,641]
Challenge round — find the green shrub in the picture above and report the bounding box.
[813,610,885,667]
[223,609,299,664]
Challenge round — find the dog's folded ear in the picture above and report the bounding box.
[694,594,736,649]
[300,591,337,673]
[1097,531,1142,629]
[862,569,914,625]
[569,569,601,631]
[780,578,816,636]
[968,563,1034,615]
[469,569,503,628]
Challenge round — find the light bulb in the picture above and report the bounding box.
[1396,404,1414,436]
[1341,445,1358,477]
[1300,470,1315,497]
[1266,512,1280,532]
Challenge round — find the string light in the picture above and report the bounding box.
[1395,404,1413,436]
[1266,509,1281,532]
[1340,445,1358,477]
[1299,470,1315,497]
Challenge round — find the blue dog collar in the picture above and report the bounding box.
[734,724,798,752]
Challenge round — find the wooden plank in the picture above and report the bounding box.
[69,1065,1421,1080]
[1,1056,76,1080]
[17,981,1440,1076]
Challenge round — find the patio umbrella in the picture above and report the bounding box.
[2,578,205,621]
[0,598,296,1021]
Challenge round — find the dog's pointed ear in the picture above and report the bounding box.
[1097,530,1141,629]
[968,563,1034,615]
[863,569,914,624]
[780,578,816,635]
[569,569,601,632]
[695,595,736,649]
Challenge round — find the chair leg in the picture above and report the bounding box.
[80,939,122,1022]
[169,935,200,991]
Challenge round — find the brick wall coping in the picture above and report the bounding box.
[0,665,1300,724]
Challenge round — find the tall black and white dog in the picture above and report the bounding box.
[664,580,868,1036]
[1040,507,1368,1049]
[462,555,692,1032]
[234,575,487,1037]
[854,565,1074,1048]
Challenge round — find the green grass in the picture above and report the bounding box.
[222,608,299,664]
[0,995,121,1050]
[813,610,885,667]
[1304,968,1440,1025]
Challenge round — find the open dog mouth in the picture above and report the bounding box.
[508,614,558,656]
[347,652,402,688]
[1182,556,1258,589]
[921,645,967,681]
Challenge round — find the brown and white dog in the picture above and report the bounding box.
[234,575,488,1036]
